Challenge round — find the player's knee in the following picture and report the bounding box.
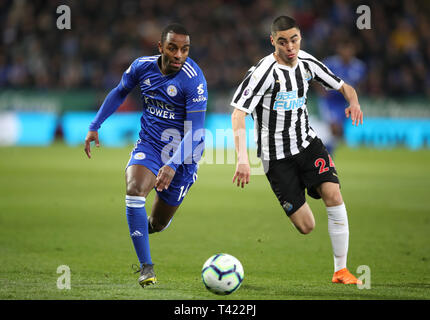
[289,202,315,235]
[148,217,155,234]
[148,216,169,233]
[126,181,145,197]
[151,224,164,233]
[320,185,343,207]
[296,221,315,235]
[150,221,166,233]
[323,190,343,207]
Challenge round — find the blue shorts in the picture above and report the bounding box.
[126,139,198,206]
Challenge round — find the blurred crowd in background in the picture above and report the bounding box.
[1,0,430,98]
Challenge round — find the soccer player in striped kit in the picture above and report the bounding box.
[84,24,207,287]
[231,16,363,284]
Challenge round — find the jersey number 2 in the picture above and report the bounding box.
[314,155,335,174]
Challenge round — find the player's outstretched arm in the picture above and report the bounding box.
[84,130,100,159]
[338,83,363,126]
[85,60,138,159]
[232,108,250,188]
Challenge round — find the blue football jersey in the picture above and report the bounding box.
[121,55,208,152]
[320,55,366,108]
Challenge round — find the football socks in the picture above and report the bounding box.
[326,203,349,272]
[126,195,152,266]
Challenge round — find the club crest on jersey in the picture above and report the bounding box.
[304,69,312,81]
[282,201,293,213]
[167,85,178,97]
[134,152,146,160]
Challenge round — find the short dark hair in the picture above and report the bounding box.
[161,23,189,44]
[271,16,299,35]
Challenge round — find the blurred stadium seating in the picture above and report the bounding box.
[0,0,429,148]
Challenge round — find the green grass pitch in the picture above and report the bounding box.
[0,144,429,300]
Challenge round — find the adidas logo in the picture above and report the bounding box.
[131,230,143,237]
[144,78,151,86]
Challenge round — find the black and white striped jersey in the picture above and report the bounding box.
[231,50,344,161]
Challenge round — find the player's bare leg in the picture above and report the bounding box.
[317,182,343,207]
[125,164,156,197]
[148,194,179,233]
[317,182,362,284]
[125,164,157,287]
[288,203,315,235]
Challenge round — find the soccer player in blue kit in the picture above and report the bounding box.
[84,24,208,287]
[317,40,366,154]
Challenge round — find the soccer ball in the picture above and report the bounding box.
[201,253,244,295]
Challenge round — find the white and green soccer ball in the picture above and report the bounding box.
[201,253,244,295]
